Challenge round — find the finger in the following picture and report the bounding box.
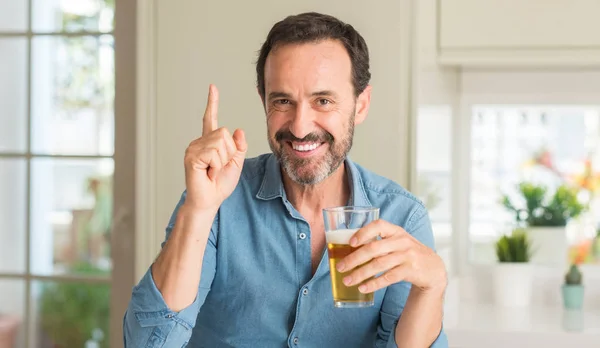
[197,148,223,180]
[225,129,247,171]
[337,238,408,273]
[223,132,237,159]
[350,219,405,247]
[198,127,235,155]
[202,84,219,136]
[343,251,406,287]
[358,264,411,294]
[232,129,247,153]
[209,128,234,166]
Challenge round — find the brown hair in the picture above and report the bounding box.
[256,12,371,100]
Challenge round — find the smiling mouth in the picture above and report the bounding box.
[289,142,324,152]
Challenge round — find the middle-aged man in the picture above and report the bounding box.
[124,11,449,348]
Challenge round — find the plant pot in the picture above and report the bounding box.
[0,315,21,348]
[562,284,584,310]
[526,226,567,267]
[493,262,533,307]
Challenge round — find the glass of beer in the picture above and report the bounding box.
[323,206,379,308]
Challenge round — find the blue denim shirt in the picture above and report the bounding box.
[124,153,448,347]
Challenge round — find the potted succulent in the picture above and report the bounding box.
[502,183,585,267]
[562,263,584,310]
[493,228,534,307]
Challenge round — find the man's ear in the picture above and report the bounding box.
[354,85,372,125]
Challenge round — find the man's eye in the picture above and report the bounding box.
[318,99,331,106]
[275,99,290,105]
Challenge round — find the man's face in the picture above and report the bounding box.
[262,39,370,185]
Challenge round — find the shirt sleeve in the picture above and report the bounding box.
[376,204,449,348]
[123,191,218,347]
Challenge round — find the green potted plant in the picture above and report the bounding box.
[562,263,584,310]
[38,262,110,348]
[493,228,534,307]
[502,182,585,266]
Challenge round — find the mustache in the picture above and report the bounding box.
[275,130,334,143]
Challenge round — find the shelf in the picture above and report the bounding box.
[444,303,600,348]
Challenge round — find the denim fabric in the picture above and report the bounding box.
[123,153,448,348]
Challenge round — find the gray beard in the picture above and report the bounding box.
[269,119,354,186]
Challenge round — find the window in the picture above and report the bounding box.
[468,105,600,265]
[0,1,115,347]
[416,106,453,271]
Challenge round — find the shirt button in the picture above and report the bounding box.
[302,288,309,295]
[293,337,299,345]
[299,232,307,240]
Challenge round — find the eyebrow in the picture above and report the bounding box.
[268,92,292,101]
[267,90,338,100]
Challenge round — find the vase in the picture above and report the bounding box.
[562,284,584,310]
[493,262,533,307]
[526,226,568,267]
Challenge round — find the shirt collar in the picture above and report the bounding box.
[256,154,372,208]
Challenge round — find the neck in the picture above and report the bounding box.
[282,163,350,217]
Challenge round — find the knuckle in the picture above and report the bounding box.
[183,152,192,163]
[397,236,410,249]
[365,241,378,253]
[373,257,386,269]
[383,271,395,283]
[351,269,363,280]
[218,127,230,139]
[343,256,355,269]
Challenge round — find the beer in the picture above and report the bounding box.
[326,228,374,308]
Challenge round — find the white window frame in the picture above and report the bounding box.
[0,1,139,347]
[453,70,600,279]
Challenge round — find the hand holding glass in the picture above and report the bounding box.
[323,206,380,308]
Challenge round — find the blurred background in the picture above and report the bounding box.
[0,0,599,347]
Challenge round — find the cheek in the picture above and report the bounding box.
[266,112,285,137]
[319,112,351,138]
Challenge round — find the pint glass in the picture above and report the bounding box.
[323,206,379,308]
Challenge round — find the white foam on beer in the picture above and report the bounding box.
[325,228,358,245]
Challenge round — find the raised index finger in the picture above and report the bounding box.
[202,84,219,136]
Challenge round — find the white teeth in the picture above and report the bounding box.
[292,143,319,152]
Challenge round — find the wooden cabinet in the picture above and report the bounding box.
[437,0,600,66]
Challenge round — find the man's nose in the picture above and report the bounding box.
[288,103,316,140]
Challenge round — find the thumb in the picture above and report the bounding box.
[232,129,247,154]
[224,129,247,172]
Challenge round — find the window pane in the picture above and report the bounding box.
[416,106,453,270]
[0,159,26,273]
[30,158,113,276]
[31,35,114,156]
[0,39,28,153]
[469,106,600,265]
[31,280,110,348]
[32,0,114,33]
[0,279,25,348]
[0,0,27,32]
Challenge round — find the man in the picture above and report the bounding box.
[124,12,448,348]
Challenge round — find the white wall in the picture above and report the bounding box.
[150,0,417,246]
[416,0,460,107]
[414,0,460,276]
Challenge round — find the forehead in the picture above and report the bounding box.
[263,39,353,93]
